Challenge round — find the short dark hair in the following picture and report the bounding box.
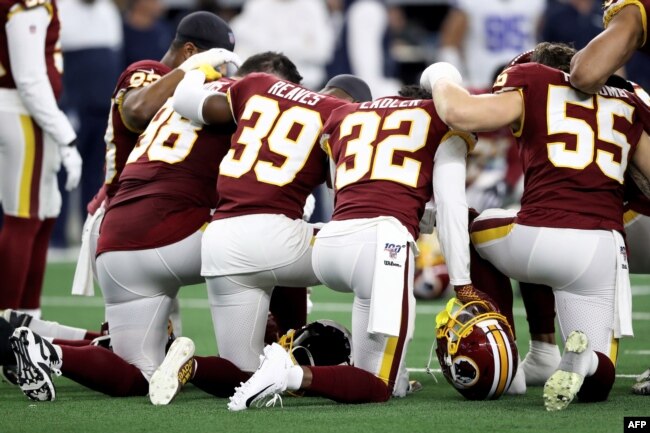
[236,52,303,84]
[530,42,576,73]
[398,84,432,100]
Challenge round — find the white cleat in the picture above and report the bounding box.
[228,343,293,412]
[149,337,196,406]
[543,331,589,411]
[9,327,61,402]
[631,368,650,396]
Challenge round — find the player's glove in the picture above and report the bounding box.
[420,62,463,92]
[60,141,82,191]
[454,283,499,312]
[178,48,242,73]
[196,64,222,81]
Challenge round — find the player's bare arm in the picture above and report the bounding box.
[421,62,523,132]
[437,8,467,69]
[433,81,523,132]
[570,5,644,94]
[121,70,189,132]
[201,93,234,125]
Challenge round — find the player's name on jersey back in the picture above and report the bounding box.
[267,81,323,106]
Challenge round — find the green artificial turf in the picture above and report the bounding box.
[1,263,649,433]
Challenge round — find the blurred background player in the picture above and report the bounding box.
[426,42,650,410]
[326,0,401,98]
[0,0,83,317]
[437,0,545,90]
[228,0,334,90]
[51,0,123,251]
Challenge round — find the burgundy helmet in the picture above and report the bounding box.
[435,298,518,400]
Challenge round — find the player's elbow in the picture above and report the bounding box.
[569,65,603,95]
[569,50,613,94]
[441,104,472,131]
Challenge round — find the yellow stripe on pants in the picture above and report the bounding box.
[378,336,398,384]
[18,115,35,218]
[470,223,514,246]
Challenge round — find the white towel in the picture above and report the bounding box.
[613,230,633,338]
[368,219,411,337]
[71,206,104,296]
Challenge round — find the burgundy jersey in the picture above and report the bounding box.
[603,0,650,57]
[215,73,346,221]
[493,63,646,232]
[97,78,235,255]
[323,97,473,238]
[102,60,172,200]
[0,0,62,97]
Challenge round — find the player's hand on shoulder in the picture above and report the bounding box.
[420,62,463,92]
[178,48,242,73]
[59,141,82,191]
[196,64,222,82]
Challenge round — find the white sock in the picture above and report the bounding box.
[587,351,598,377]
[18,308,41,319]
[29,318,87,340]
[529,340,560,357]
[286,365,304,391]
[558,339,594,378]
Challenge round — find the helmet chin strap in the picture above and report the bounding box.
[425,342,439,384]
[292,346,316,366]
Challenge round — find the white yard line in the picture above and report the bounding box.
[41,296,650,320]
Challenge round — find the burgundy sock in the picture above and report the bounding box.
[0,216,42,309]
[53,338,93,347]
[577,351,615,402]
[60,345,148,397]
[20,218,55,309]
[308,365,390,403]
[269,286,307,335]
[84,331,102,340]
[190,356,251,397]
[519,282,556,334]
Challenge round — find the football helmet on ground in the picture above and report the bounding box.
[279,320,352,366]
[434,298,518,400]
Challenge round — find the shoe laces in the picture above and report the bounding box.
[256,393,283,409]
